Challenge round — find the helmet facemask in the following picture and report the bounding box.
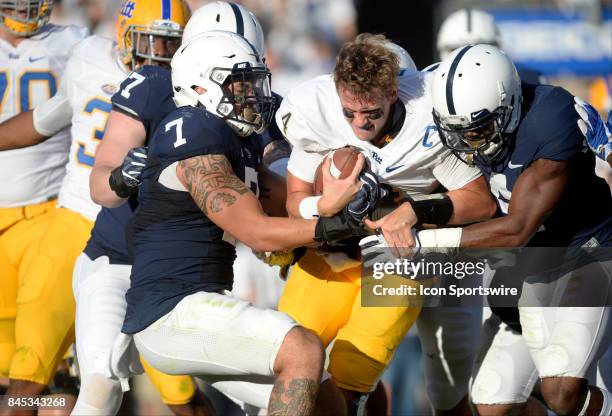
[0,0,52,36]
[212,63,276,136]
[125,20,183,70]
[433,104,512,166]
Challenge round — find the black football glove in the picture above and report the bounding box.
[345,164,386,224]
[314,209,368,243]
[109,146,148,198]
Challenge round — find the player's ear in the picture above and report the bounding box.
[390,88,398,103]
[194,86,207,94]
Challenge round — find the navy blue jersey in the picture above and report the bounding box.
[84,66,176,264]
[476,82,612,247]
[122,106,263,334]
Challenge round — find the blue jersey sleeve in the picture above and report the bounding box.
[526,86,584,162]
[112,65,174,137]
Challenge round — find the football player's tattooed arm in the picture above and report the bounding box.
[176,154,319,252]
[0,111,47,150]
[90,110,146,207]
[460,159,568,247]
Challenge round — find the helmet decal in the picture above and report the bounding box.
[228,2,244,36]
[445,45,474,116]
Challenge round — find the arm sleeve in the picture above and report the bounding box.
[287,145,326,183]
[111,69,151,123]
[432,153,482,190]
[32,63,72,136]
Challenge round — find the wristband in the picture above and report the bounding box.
[416,228,462,248]
[408,193,454,225]
[370,203,400,221]
[299,196,322,219]
[109,167,136,199]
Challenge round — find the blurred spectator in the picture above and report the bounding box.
[53,0,121,38]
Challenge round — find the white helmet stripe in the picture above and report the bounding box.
[445,45,473,115]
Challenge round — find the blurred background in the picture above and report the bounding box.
[48,0,611,414]
[52,0,611,112]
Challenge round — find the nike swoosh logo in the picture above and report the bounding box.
[385,164,404,173]
[508,162,523,169]
[28,56,45,63]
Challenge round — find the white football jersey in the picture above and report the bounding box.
[278,71,481,194]
[55,35,127,221]
[0,24,89,207]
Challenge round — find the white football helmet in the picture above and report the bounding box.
[386,41,417,72]
[183,1,265,56]
[172,30,274,137]
[437,8,501,60]
[431,44,522,165]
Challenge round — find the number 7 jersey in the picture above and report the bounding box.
[0,24,88,207]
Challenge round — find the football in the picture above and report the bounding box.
[313,146,362,195]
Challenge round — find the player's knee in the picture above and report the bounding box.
[540,378,584,416]
[295,327,324,366]
[74,374,123,415]
[278,327,324,372]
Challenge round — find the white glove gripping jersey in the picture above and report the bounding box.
[51,35,127,221]
[278,72,481,195]
[0,24,89,207]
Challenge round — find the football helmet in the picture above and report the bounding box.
[172,30,275,136]
[386,41,417,72]
[437,8,501,60]
[431,44,522,165]
[116,0,190,70]
[183,1,264,56]
[0,0,53,36]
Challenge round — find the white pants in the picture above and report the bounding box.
[232,243,286,308]
[71,253,133,415]
[472,259,612,405]
[417,306,482,410]
[134,291,297,384]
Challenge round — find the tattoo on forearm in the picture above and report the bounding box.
[178,154,249,215]
[268,378,318,416]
